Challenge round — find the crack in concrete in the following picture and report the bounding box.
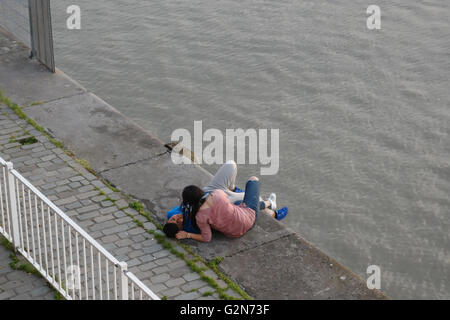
[20,90,87,109]
[97,147,171,175]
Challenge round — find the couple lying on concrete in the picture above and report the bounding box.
[163,160,289,242]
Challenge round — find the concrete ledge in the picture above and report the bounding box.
[219,232,387,300]
[0,29,389,299]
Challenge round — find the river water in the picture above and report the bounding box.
[50,0,449,299]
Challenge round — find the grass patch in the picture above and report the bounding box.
[8,134,38,146]
[9,253,40,275]
[129,201,144,213]
[18,136,38,145]
[208,257,224,268]
[52,277,66,300]
[103,180,119,193]
[75,158,91,170]
[29,101,44,107]
[94,187,107,196]
[74,157,100,177]
[0,236,14,251]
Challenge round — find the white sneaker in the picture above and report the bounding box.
[268,193,277,211]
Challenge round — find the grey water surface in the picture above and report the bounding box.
[50,0,449,299]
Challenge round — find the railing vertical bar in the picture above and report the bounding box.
[47,207,55,283]
[61,220,68,297]
[75,233,81,299]
[41,201,48,275]
[113,265,117,300]
[34,195,42,268]
[105,258,110,300]
[68,225,74,299]
[15,179,24,249]
[21,184,30,256]
[131,282,135,300]
[54,213,61,288]
[98,251,102,300]
[83,238,88,299]
[28,190,36,262]
[90,244,95,300]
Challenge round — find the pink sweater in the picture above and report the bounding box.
[196,189,256,242]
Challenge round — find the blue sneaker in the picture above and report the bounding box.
[275,207,289,220]
[234,186,244,193]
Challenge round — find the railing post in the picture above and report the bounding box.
[6,162,20,250]
[28,0,35,59]
[27,0,55,72]
[118,261,129,300]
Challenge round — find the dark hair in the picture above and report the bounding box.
[181,185,204,230]
[163,223,180,238]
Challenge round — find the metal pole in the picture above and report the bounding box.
[27,0,35,59]
[6,162,20,250]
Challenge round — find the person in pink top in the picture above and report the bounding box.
[173,176,285,242]
[163,161,289,241]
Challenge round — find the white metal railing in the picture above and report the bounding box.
[0,156,159,300]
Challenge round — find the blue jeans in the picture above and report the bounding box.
[234,200,266,211]
[234,180,261,226]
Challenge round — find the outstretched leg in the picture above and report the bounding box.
[242,176,261,223]
[203,160,245,203]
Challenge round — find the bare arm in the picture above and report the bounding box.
[175,231,209,242]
